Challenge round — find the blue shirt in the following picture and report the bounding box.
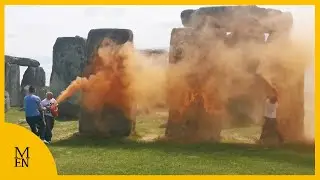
[24,94,41,117]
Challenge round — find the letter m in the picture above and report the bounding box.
[15,147,29,158]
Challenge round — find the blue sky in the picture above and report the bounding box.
[4,5,315,87]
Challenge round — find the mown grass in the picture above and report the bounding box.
[5,108,315,175]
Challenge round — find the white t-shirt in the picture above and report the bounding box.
[264,99,278,119]
[40,98,57,117]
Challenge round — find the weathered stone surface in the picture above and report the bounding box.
[225,74,276,128]
[5,91,10,112]
[5,62,20,106]
[86,28,133,61]
[274,75,305,143]
[79,28,133,137]
[180,9,195,27]
[140,49,169,67]
[140,49,167,56]
[172,6,304,144]
[5,55,40,67]
[50,36,86,118]
[181,6,293,33]
[80,105,132,137]
[168,28,192,64]
[20,67,46,106]
[165,28,222,142]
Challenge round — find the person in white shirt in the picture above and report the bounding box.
[259,93,283,143]
[40,92,57,144]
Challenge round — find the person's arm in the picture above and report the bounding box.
[41,100,49,109]
[271,84,278,97]
[40,100,45,107]
[51,98,58,106]
[37,97,45,111]
[23,97,26,110]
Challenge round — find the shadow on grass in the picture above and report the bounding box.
[55,117,78,122]
[51,133,315,169]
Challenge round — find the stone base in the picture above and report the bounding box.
[79,106,132,137]
[165,105,222,143]
[58,102,80,119]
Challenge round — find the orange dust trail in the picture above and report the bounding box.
[55,37,169,116]
[55,8,314,143]
[55,38,133,114]
[56,77,87,104]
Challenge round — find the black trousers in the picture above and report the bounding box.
[26,115,45,140]
[44,115,55,142]
[260,117,283,143]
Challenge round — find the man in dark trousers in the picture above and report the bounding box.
[260,87,284,144]
[41,92,57,144]
[24,86,46,143]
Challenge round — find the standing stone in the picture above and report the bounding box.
[5,91,10,112]
[5,55,41,107]
[84,28,134,74]
[79,28,134,137]
[20,67,46,106]
[5,62,20,106]
[50,36,86,118]
[165,28,223,142]
[177,6,302,144]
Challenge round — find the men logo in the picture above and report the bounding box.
[14,147,30,167]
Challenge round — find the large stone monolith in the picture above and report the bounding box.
[79,28,134,137]
[165,28,223,143]
[5,55,41,107]
[5,62,20,106]
[50,36,86,118]
[178,6,304,143]
[20,67,46,106]
[5,91,10,112]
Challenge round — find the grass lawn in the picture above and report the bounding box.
[5,108,315,175]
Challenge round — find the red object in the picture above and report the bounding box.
[50,104,59,117]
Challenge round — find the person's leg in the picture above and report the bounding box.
[44,115,54,142]
[50,116,55,131]
[26,116,38,136]
[259,117,268,141]
[36,115,46,140]
[35,112,42,134]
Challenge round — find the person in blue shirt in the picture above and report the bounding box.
[24,86,46,142]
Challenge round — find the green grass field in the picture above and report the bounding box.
[5,108,315,175]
